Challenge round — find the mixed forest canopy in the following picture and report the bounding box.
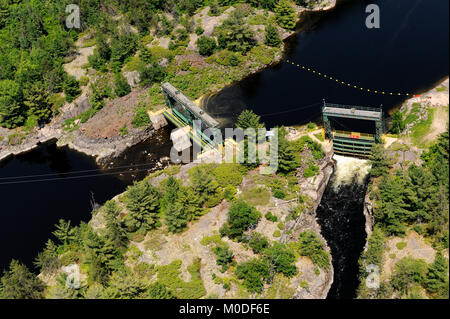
[0,0,306,129]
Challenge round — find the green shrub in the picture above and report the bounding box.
[307,122,316,130]
[132,107,151,128]
[63,75,81,103]
[264,24,282,47]
[273,230,281,238]
[303,164,319,178]
[224,185,237,201]
[212,163,245,188]
[263,242,297,277]
[156,259,206,299]
[180,60,191,71]
[195,26,205,35]
[396,242,407,250]
[297,231,330,269]
[114,73,131,97]
[214,246,234,272]
[265,212,278,222]
[275,0,296,30]
[249,233,269,254]
[235,259,270,293]
[249,45,277,65]
[120,125,128,137]
[197,36,217,56]
[220,200,261,241]
[59,251,80,266]
[273,188,286,199]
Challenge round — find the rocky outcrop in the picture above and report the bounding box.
[57,125,156,165]
[362,184,375,251]
[0,126,62,162]
[293,155,336,298]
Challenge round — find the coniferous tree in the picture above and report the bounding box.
[114,73,131,97]
[124,181,160,232]
[0,260,45,299]
[53,219,75,246]
[23,82,52,123]
[264,24,282,47]
[34,239,60,275]
[275,0,297,30]
[424,253,449,296]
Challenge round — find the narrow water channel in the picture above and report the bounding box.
[316,156,371,299]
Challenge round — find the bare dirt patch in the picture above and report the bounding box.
[81,88,147,139]
[382,232,436,280]
[423,104,449,144]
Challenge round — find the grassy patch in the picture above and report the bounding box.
[144,230,167,251]
[404,103,421,125]
[240,186,271,206]
[156,259,206,299]
[200,234,229,249]
[436,86,447,92]
[248,45,278,65]
[8,132,25,145]
[266,274,296,299]
[314,133,324,142]
[124,55,144,72]
[396,241,407,250]
[410,107,436,147]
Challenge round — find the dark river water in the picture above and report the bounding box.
[0,128,172,272]
[0,0,448,299]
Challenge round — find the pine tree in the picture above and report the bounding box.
[124,181,160,232]
[424,253,449,296]
[34,239,60,275]
[264,24,282,47]
[23,82,52,123]
[278,137,300,174]
[275,0,297,30]
[236,110,265,130]
[165,201,188,233]
[139,47,153,64]
[53,219,75,245]
[114,73,131,97]
[369,144,392,177]
[0,79,25,128]
[0,260,45,299]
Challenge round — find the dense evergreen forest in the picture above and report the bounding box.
[358,128,449,299]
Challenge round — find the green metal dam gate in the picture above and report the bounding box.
[322,102,384,157]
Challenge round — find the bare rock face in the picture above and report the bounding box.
[298,156,336,210]
[150,113,168,130]
[187,34,199,51]
[61,94,91,121]
[159,58,169,67]
[123,71,141,87]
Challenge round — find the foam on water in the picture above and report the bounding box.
[332,155,371,190]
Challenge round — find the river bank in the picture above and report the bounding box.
[0,1,338,166]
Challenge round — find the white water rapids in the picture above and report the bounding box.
[332,155,372,190]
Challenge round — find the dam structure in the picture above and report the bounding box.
[322,102,384,158]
